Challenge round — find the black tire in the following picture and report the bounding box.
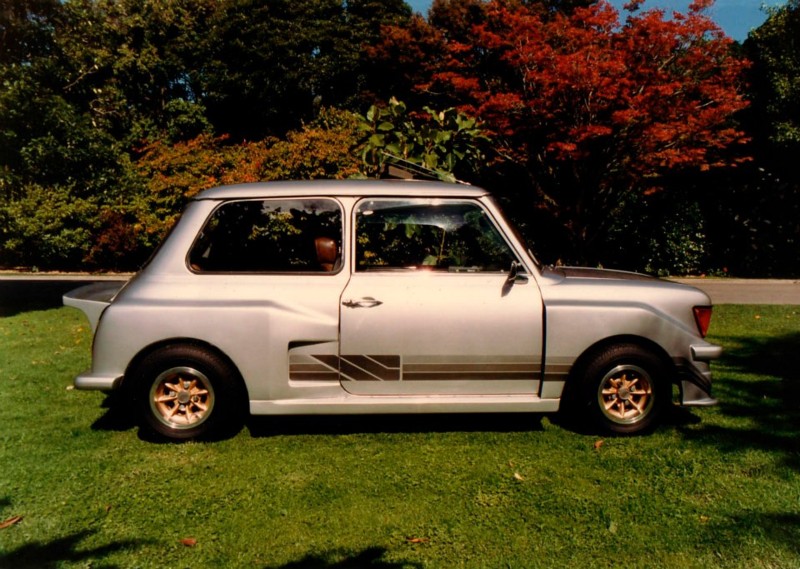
[132,344,244,441]
[579,344,669,435]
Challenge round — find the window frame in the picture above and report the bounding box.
[351,197,521,274]
[186,197,345,275]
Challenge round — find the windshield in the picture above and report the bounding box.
[486,196,542,271]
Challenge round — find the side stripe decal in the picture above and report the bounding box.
[289,354,543,382]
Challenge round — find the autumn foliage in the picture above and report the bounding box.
[371,0,750,261]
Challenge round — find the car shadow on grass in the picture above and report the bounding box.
[90,394,546,441]
[262,546,422,569]
[677,331,800,472]
[90,392,137,433]
[0,528,150,569]
[246,412,545,438]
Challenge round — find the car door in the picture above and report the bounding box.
[338,197,544,396]
[187,196,348,402]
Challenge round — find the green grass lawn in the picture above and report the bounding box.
[1,305,798,568]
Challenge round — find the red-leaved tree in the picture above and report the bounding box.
[374,0,751,263]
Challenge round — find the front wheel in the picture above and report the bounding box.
[132,345,244,441]
[580,344,669,435]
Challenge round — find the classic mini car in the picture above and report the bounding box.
[64,180,721,440]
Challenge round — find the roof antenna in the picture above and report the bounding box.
[380,153,470,185]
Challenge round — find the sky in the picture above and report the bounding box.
[405,0,789,42]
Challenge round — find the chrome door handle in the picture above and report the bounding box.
[342,297,383,308]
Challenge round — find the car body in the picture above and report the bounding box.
[64,180,721,439]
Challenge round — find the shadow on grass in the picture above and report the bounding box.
[247,412,544,438]
[0,528,148,569]
[0,279,125,318]
[91,392,137,433]
[678,330,800,471]
[709,511,800,560]
[90,392,545,441]
[263,546,421,569]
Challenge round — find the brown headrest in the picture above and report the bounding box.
[314,237,337,271]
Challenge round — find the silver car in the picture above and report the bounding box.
[64,180,721,440]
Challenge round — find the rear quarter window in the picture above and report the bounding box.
[189,198,342,273]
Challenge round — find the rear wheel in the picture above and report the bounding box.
[132,345,244,440]
[580,344,669,435]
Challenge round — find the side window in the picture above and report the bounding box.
[189,199,342,273]
[355,199,516,272]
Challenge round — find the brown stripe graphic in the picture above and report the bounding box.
[291,354,543,382]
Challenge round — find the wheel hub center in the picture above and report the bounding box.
[177,390,191,404]
[617,386,631,401]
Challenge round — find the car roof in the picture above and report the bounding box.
[194,179,490,201]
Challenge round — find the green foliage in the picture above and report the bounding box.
[643,202,707,277]
[697,165,800,278]
[358,98,491,182]
[746,0,800,158]
[0,64,128,200]
[195,0,411,138]
[732,1,800,277]
[0,185,96,270]
[604,191,707,277]
[0,0,61,65]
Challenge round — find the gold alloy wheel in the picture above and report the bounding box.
[597,364,654,425]
[149,366,215,429]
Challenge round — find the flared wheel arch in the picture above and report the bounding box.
[560,335,675,433]
[123,339,248,435]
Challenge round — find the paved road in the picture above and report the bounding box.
[670,278,800,305]
[1,275,799,314]
[0,275,127,316]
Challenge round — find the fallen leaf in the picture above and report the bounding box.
[699,515,710,524]
[104,504,113,514]
[594,440,604,450]
[513,472,525,482]
[181,538,197,547]
[755,315,761,320]
[0,516,23,530]
[406,537,430,544]
[608,521,617,533]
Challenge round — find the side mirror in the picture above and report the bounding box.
[506,261,528,285]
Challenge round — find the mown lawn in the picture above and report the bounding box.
[0,304,798,568]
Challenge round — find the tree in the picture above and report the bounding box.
[358,98,491,183]
[699,0,800,277]
[373,0,750,265]
[51,0,215,143]
[745,0,800,176]
[260,107,362,181]
[195,0,411,139]
[0,0,61,65]
[0,0,214,201]
[133,108,362,235]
